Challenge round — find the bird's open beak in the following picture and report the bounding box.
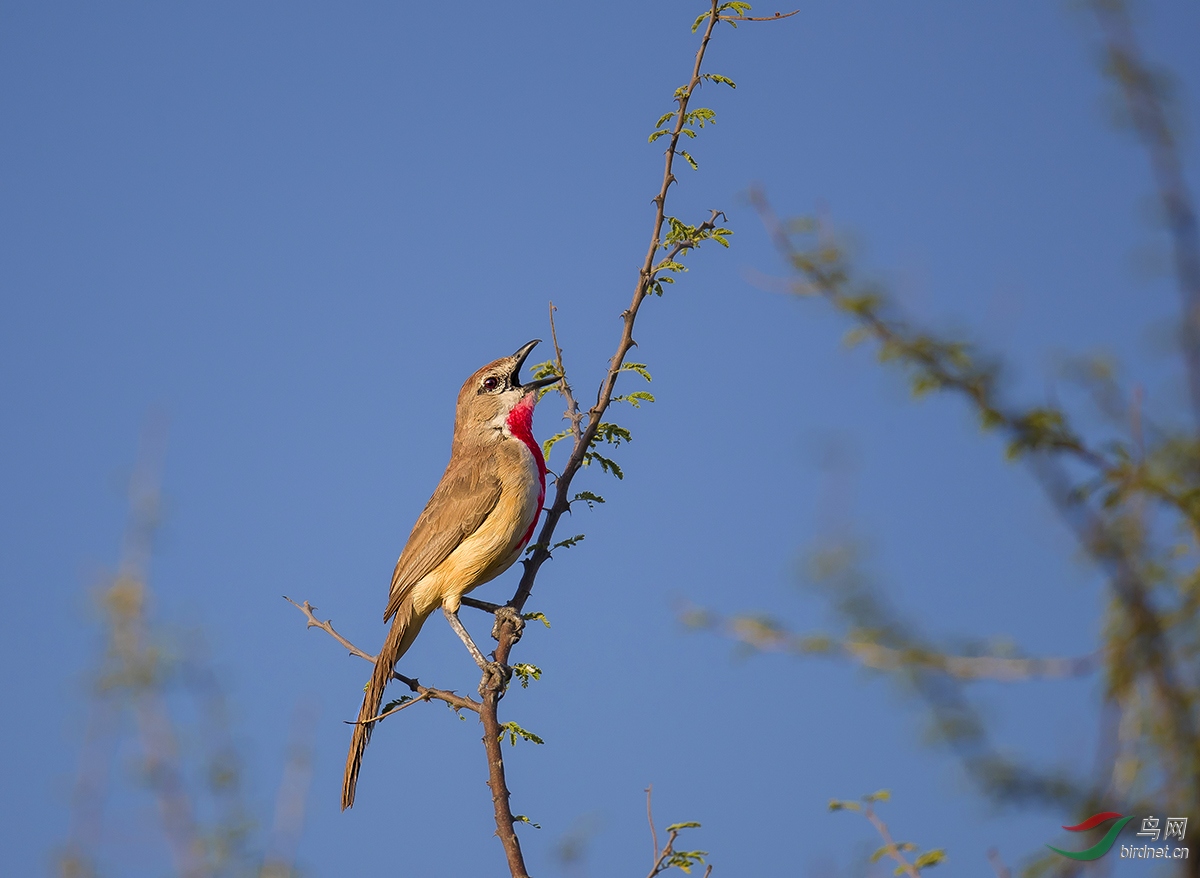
[511,339,562,391]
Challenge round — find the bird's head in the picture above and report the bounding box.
[454,340,561,441]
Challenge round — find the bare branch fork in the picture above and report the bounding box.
[286,4,791,876]
[284,598,480,715]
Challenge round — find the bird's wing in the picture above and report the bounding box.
[383,457,503,621]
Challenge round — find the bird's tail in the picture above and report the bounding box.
[342,595,431,810]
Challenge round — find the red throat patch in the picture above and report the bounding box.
[506,393,547,547]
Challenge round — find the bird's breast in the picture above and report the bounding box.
[412,435,545,614]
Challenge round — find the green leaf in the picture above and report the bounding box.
[914,849,946,870]
[521,611,551,628]
[683,107,716,128]
[702,72,737,88]
[542,428,572,459]
[666,821,702,831]
[864,789,891,803]
[620,362,653,382]
[572,490,606,508]
[381,695,413,713]
[665,850,708,874]
[552,533,585,550]
[614,391,656,408]
[529,359,560,381]
[709,227,733,247]
[513,814,542,830]
[649,128,671,144]
[498,721,545,746]
[511,663,542,688]
[679,150,699,170]
[583,451,624,480]
[691,10,712,32]
[594,422,632,447]
[655,111,677,128]
[828,799,861,812]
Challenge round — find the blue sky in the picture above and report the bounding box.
[3,1,1199,875]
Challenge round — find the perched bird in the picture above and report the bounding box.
[342,340,560,810]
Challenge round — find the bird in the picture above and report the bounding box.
[342,339,561,810]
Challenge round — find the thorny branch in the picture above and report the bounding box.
[287,5,789,875]
[548,302,584,447]
[477,5,787,875]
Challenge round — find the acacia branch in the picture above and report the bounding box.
[480,8,793,872]
[286,8,787,875]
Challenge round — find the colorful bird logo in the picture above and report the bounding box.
[1047,812,1135,860]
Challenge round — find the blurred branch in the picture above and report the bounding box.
[1092,0,1200,430]
[987,847,1011,878]
[261,703,317,878]
[830,791,944,878]
[682,604,1101,681]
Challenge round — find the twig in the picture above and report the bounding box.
[645,786,659,868]
[548,302,584,446]
[283,596,481,714]
[349,690,436,724]
[863,802,921,878]
[461,596,503,614]
[719,10,798,22]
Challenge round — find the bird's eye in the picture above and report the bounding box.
[483,376,500,392]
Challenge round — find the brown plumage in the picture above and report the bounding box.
[342,340,557,810]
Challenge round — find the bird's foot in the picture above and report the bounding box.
[491,605,525,646]
[479,660,512,698]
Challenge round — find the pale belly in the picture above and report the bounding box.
[410,438,543,614]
